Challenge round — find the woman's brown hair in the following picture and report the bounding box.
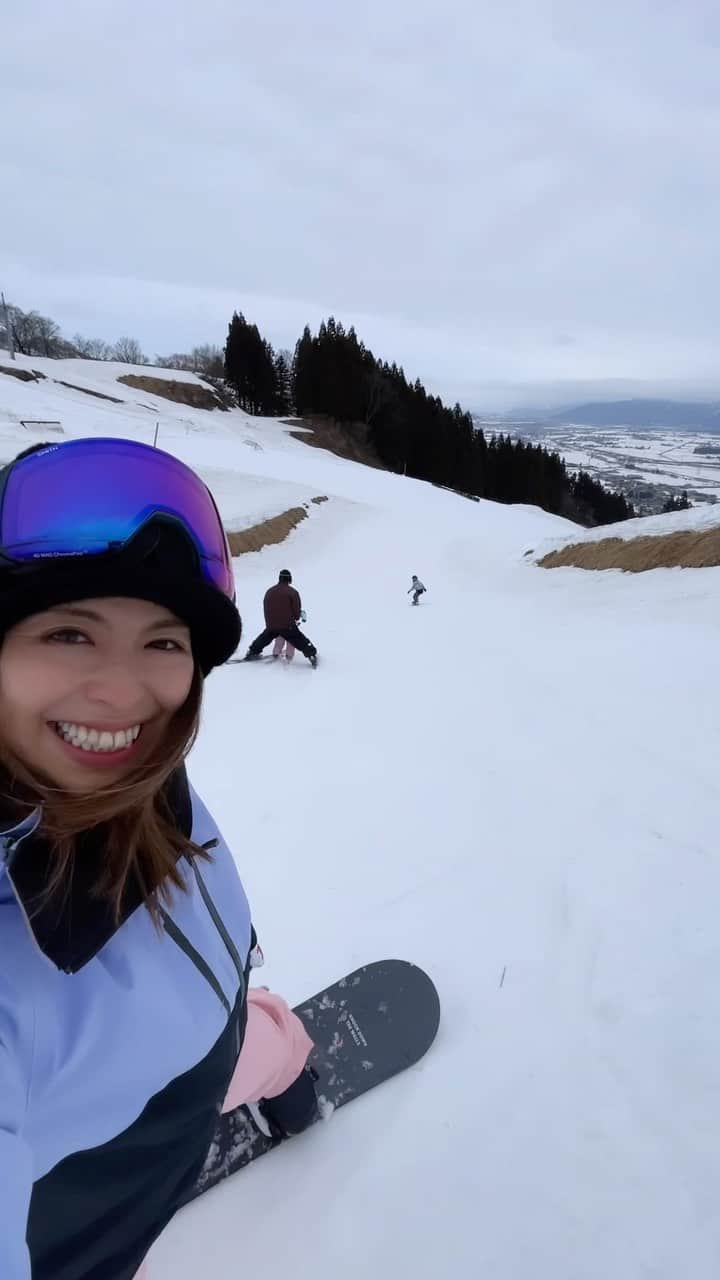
[0,667,208,920]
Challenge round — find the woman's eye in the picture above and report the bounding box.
[46,629,90,645]
[148,638,187,652]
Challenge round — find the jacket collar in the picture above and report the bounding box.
[0,766,193,974]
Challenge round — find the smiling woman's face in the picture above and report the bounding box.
[0,597,195,792]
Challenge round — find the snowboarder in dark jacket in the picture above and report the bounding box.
[408,575,427,605]
[245,570,318,666]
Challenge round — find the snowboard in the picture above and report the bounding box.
[226,654,277,664]
[227,655,317,668]
[181,959,440,1205]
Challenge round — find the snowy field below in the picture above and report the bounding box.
[2,357,720,1279]
[519,423,720,506]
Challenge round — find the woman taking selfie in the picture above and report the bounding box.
[0,438,316,1279]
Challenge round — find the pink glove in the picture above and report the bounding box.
[222,989,314,1111]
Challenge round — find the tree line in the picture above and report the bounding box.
[287,317,634,526]
[0,296,635,525]
[223,313,633,523]
[662,491,691,513]
[0,300,224,376]
[223,312,292,416]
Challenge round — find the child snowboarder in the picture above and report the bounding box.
[408,575,427,605]
[272,609,307,661]
[272,636,295,660]
[246,570,317,667]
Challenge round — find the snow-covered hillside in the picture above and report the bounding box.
[3,357,720,1280]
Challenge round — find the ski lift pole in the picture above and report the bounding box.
[1,292,15,360]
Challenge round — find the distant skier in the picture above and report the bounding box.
[246,570,318,667]
[408,575,427,606]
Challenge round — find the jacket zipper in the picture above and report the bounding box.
[160,850,246,1016]
[159,908,232,1016]
[190,851,246,986]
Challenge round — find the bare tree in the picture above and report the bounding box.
[191,343,224,376]
[55,336,81,357]
[113,336,146,365]
[2,304,65,357]
[9,307,42,355]
[35,314,61,357]
[73,334,113,360]
[155,344,224,376]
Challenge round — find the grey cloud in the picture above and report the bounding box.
[2,0,720,409]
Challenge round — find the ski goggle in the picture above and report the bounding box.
[0,437,235,600]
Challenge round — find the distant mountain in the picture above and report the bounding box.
[547,400,720,431]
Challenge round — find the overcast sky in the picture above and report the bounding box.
[2,0,720,409]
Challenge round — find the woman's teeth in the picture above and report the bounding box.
[55,723,142,753]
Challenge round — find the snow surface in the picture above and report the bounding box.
[3,358,720,1279]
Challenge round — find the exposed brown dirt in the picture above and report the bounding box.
[0,364,44,382]
[117,374,224,411]
[226,506,311,556]
[539,525,720,571]
[285,416,383,468]
[55,380,124,403]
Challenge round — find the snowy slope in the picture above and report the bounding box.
[3,359,720,1279]
[0,355,319,529]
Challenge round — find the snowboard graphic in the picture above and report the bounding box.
[181,960,440,1205]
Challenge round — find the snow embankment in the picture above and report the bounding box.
[535,501,720,570]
